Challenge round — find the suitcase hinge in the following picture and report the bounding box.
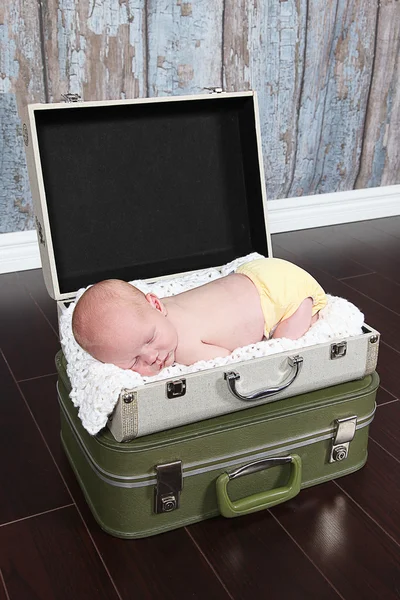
[204,86,224,94]
[329,416,357,463]
[154,461,183,514]
[35,216,45,246]
[61,93,82,103]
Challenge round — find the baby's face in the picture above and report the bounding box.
[111,306,178,376]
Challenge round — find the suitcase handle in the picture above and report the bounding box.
[216,455,302,518]
[224,355,303,401]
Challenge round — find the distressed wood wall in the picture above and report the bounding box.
[1,0,399,233]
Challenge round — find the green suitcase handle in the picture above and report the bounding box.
[216,455,302,518]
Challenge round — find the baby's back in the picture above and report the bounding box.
[176,272,265,351]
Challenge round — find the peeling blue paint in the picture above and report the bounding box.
[147,0,223,97]
[0,25,20,92]
[0,94,34,232]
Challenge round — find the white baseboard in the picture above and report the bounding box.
[267,184,400,234]
[1,185,400,274]
[0,230,41,274]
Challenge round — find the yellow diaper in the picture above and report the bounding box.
[236,258,327,338]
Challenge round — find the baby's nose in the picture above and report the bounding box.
[145,349,158,364]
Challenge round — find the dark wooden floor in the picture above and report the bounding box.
[1,217,400,600]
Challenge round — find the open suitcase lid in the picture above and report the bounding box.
[23,91,271,301]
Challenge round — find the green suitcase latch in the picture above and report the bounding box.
[329,415,357,462]
[154,461,183,514]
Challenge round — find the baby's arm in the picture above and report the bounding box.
[183,342,232,364]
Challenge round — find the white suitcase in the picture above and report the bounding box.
[20,91,380,441]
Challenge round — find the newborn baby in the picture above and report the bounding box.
[72,258,327,376]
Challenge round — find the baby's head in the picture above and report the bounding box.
[72,279,178,376]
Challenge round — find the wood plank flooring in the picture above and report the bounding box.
[1,217,400,600]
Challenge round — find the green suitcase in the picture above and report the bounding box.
[56,351,378,539]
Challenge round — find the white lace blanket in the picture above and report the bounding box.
[59,253,364,435]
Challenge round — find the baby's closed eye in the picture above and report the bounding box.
[146,332,156,345]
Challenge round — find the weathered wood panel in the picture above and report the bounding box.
[1,0,400,234]
[224,0,307,201]
[288,0,378,198]
[147,0,223,96]
[42,0,146,101]
[0,0,45,233]
[356,0,400,188]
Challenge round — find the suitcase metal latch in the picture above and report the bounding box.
[330,341,347,359]
[329,416,357,463]
[166,379,186,399]
[154,461,183,514]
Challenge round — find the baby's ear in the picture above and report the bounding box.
[145,293,167,315]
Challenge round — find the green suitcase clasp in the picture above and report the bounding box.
[216,454,302,518]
